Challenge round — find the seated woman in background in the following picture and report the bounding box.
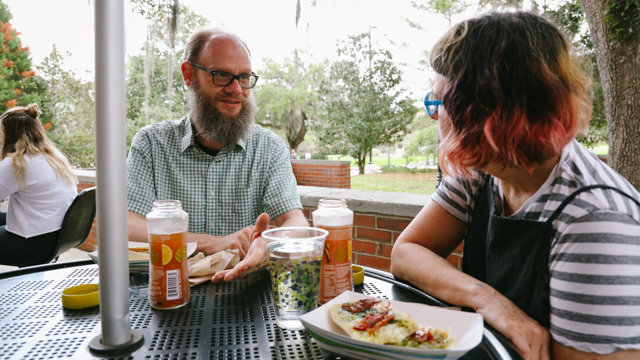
[391,11,640,360]
[0,104,77,266]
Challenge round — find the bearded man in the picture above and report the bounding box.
[126,28,308,282]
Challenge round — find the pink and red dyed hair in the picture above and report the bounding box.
[430,11,591,176]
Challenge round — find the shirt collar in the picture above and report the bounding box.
[180,115,248,154]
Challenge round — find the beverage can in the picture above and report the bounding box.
[146,200,190,310]
[312,198,354,304]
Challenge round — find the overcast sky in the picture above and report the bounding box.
[4,0,485,100]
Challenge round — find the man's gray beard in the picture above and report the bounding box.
[187,82,255,146]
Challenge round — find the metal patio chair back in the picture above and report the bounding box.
[44,186,97,263]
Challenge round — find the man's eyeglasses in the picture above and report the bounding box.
[190,63,259,89]
[424,91,442,117]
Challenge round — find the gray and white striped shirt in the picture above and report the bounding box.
[432,139,640,354]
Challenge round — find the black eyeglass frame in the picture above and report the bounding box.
[424,91,443,116]
[190,63,259,89]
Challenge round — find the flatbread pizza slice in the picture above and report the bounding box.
[330,298,418,345]
[394,326,455,349]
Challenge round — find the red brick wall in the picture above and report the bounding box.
[75,181,98,252]
[302,207,464,272]
[291,160,351,189]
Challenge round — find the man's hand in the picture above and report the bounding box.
[195,226,254,258]
[472,284,550,360]
[211,213,270,282]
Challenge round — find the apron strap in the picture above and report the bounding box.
[547,184,640,223]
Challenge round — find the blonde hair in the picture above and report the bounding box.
[0,103,77,191]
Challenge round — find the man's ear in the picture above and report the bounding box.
[181,62,193,86]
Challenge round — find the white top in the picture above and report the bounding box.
[432,139,640,354]
[0,153,77,237]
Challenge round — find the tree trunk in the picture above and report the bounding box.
[144,25,152,124]
[167,0,179,120]
[580,0,640,189]
[358,154,366,175]
[288,108,307,151]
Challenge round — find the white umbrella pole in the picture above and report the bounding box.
[89,0,144,353]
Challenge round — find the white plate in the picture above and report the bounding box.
[89,243,197,273]
[299,291,483,360]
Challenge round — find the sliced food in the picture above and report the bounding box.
[330,298,418,345]
[394,326,455,349]
[330,297,455,349]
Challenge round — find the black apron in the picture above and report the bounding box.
[462,181,640,328]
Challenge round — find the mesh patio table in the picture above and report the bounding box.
[0,260,519,359]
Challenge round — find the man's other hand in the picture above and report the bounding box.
[211,213,270,282]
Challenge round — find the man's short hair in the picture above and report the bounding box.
[183,28,251,64]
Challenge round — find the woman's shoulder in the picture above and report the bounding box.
[431,170,491,224]
[553,139,640,215]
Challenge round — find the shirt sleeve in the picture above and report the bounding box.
[431,171,487,225]
[549,210,640,354]
[0,157,19,200]
[126,130,157,217]
[261,135,302,220]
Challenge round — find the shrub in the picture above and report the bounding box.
[380,165,434,174]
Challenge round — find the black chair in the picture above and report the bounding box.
[43,186,97,264]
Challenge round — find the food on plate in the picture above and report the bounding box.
[128,250,149,261]
[330,298,418,344]
[394,326,455,349]
[330,298,455,349]
[129,247,150,254]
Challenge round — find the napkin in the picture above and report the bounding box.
[187,249,240,286]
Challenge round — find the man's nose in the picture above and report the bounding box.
[224,78,243,94]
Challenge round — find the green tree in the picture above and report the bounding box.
[125,3,209,148]
[479,0,524,11]
[37,46,95,168]
[404,111,438,164]
[254,54,326,151]
[410,0,469,28]
[0,1,43,112]
[314,33,418,174]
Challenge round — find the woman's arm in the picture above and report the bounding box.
[391,199,550,360]
[0,157,19,200]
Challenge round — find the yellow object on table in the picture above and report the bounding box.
[352,265,364,286]
[62,284,99,309]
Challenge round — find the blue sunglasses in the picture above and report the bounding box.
[424,91,442,116]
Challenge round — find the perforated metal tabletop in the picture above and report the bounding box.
[0,261,517,360]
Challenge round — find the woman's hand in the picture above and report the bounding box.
[472,283,550,360]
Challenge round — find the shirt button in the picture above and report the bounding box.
[211,161,215,165]
[210,191,215,197]
[210,222,215,228]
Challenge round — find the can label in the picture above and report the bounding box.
[149,232,190,309]
[318,224,353,304]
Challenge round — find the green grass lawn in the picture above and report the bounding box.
[328,154,432,167]
[588,143,609,155]
[350,170,438,194]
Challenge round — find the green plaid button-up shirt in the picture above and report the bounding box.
[126,117,302,235]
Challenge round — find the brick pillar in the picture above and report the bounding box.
[291,160,351,189]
